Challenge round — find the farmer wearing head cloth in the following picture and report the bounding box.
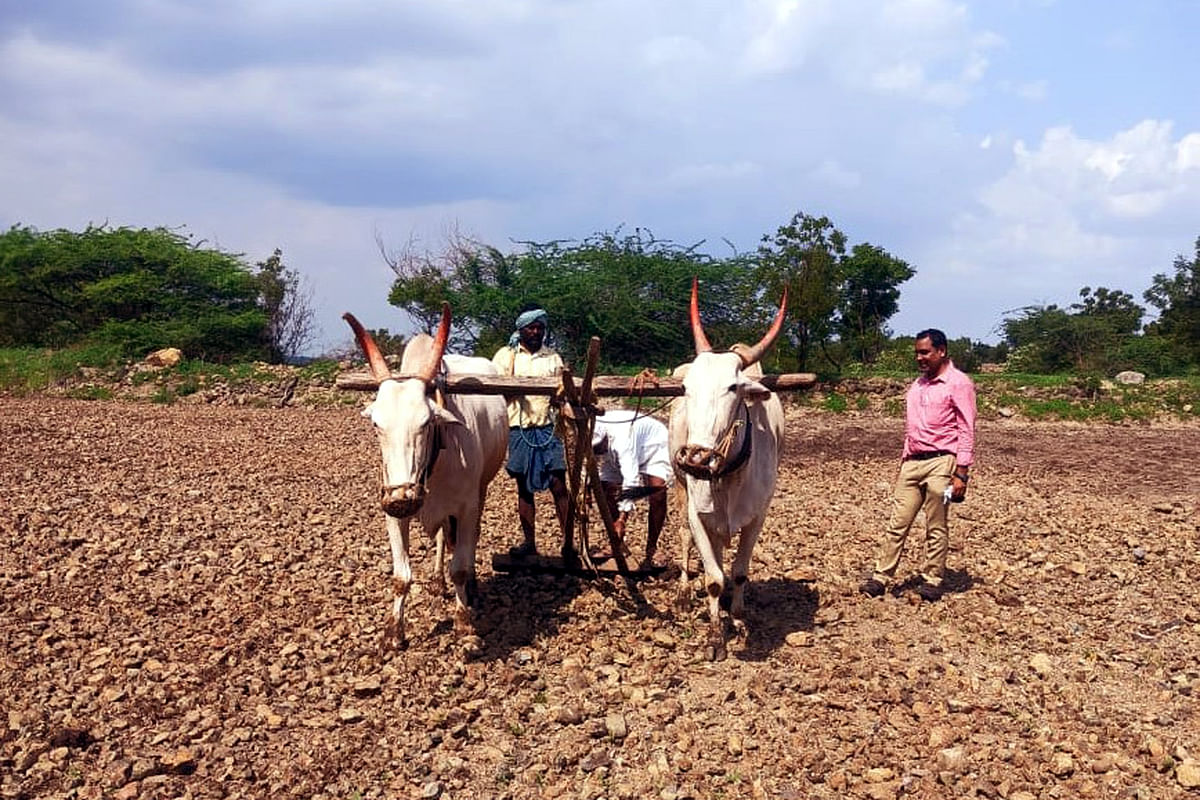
[492,306,573,560]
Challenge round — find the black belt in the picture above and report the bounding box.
[907,450,954,461]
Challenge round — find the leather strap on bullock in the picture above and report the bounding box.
[420,387,448,486]
[419,424,443,486]
[713,402,752,478]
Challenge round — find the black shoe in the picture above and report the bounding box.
[859,578,885,598]
[915,582,943,602]
[508,540,537,559]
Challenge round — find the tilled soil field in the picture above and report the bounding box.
[2,396,1198,800]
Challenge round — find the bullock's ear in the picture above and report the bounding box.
[738,377,772,401]
[360,401,375,420]
[671,363,690,379]
[431,405,462,426]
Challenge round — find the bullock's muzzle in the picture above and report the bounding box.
[675,445,725,479]
[381,483,427,518]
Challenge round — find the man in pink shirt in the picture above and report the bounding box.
[860,328,977,602]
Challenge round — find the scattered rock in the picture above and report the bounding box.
[144,348,183,368]
[605,713,628,741]
[652,630,677,648]
[937,747,967,773]
[1029,653,1054,678]
[1177,759,1200,788]
[1049,752,1075,777]
[1115,371,1145,385]
[784,631,812,647]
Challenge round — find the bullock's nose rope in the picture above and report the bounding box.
[377,422,443,501]
[712,412,745,464]
[676,401,753,480]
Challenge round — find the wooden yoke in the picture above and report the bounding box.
[337,372,819,396]
[559,338,630,576]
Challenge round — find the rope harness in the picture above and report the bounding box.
[675,401,753,481]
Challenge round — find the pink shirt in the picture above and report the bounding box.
[902,361,977,466]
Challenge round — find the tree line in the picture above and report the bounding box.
[997,239,1200,376]
[2,220,1197,376]
[0,224,313,363]
[382,213,914,373]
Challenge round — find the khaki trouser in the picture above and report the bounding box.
[872,454,955,587]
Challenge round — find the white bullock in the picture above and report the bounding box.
[670,278,787,660]
[344,304,508,647]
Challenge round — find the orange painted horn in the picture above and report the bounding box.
[417,302,451,384]
[689,277,713,355]
[736,287,788,368]
[343,312,391,383]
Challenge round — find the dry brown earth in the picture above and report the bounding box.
[2,397,1198,799]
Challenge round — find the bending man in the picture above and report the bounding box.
[591,408,674,569]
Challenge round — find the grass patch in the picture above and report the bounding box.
[296,359,340,384]
[150,386,176,404]
[65,385,114,401]
[0,345,124,392]
[822,392,848,413]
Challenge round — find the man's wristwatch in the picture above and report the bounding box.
[954,471,969,483]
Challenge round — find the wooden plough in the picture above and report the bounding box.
[337,336,817,579]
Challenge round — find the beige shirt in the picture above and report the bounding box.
[492,344,563,428]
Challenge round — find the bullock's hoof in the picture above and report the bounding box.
[452,605,474,633]
[381,618,408,653]
[706,626,729,661]
[460,634,483,659]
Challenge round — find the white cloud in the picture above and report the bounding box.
[917,119,1200,329]
[1178,134,1200,171]
[740,0,998,105]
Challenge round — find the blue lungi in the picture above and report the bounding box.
[506,425,567,492]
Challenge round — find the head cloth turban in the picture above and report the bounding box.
[508,308,549,348]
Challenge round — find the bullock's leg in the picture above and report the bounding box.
[433,527,446,596]
[445,515,475,630]
[383,515,413,649]
[674,484,693,607]
[729,517,766,640]
[686,506,729,661]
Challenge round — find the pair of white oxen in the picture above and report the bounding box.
[344,280,787,660]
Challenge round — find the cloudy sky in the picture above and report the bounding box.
[3,0,1198,354]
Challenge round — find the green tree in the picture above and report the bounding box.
[384,228,751,368]
[0,224,269,361]
[255,248,316,362]
[836,243,915,364]
[755,213,846,372]
[1001,286,1147,374]
[1143,237,1200,366]
[1072,286,1143,335]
